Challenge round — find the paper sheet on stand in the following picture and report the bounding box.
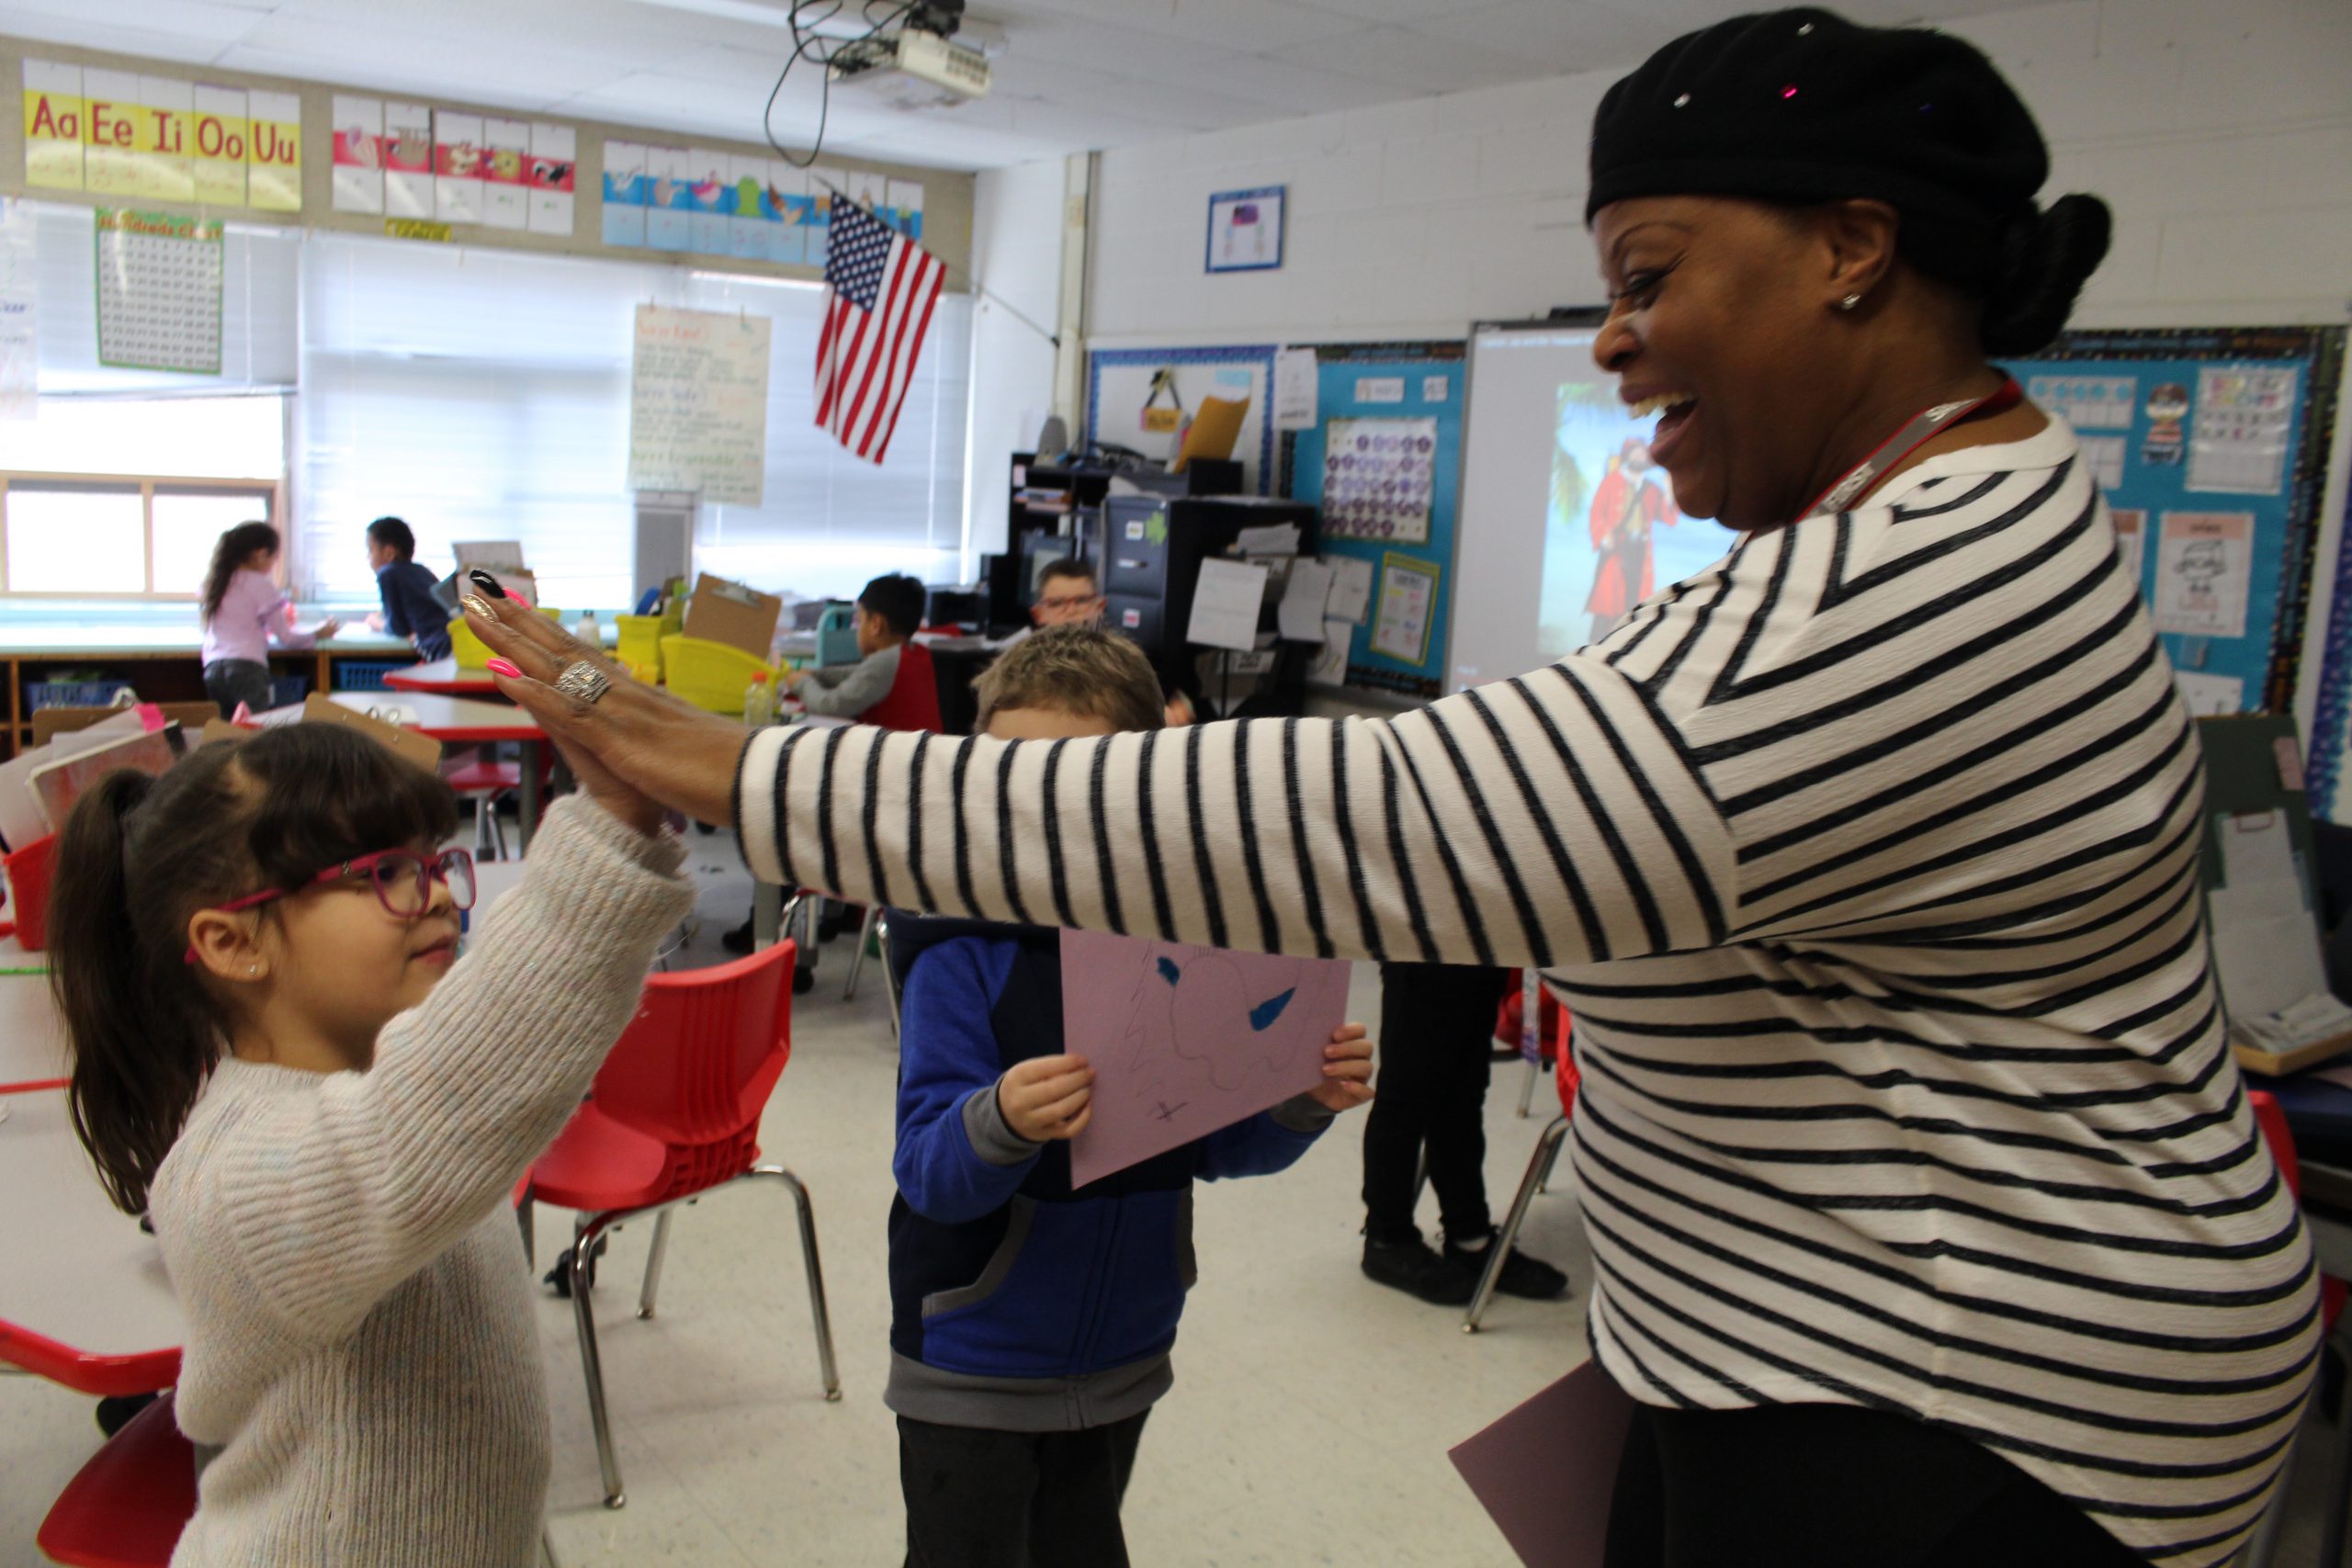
[1327,556,1374,625]
[1306,620,1351,685]
[1186,558,1268,652]
[1279,559,1334,641]
[2209,811,2325,1021]
[1234,523,1300,557]
[1273,346,1318,432]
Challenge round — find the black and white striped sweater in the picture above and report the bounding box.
[737,422,2315,1565]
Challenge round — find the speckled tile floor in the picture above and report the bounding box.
[0,833,1587,1567]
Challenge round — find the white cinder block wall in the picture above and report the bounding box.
[963,157,1066,563]
[1084,0,2352,345]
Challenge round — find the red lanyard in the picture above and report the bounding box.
[1798,378,2025,520]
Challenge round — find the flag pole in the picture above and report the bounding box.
[808,171,1061,350]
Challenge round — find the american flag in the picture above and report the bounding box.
[816,199,945,464]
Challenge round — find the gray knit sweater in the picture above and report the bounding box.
[150,795,694,1567]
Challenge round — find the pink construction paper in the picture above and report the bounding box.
[1062,930,1351,1189]
[1448,1360,1635,1568]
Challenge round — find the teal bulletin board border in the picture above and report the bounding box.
[1278,341,1466,700]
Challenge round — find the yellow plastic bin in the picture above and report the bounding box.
[661,635,778,715]
[616,615,665,683]
[448,608,560,668]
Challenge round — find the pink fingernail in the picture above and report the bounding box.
[486,659,523,679]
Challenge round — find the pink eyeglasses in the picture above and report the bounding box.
[185,848,477,964]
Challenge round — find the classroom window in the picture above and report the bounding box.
[686,275,974,601]
[0,479,278,597]
[299,235,656,611]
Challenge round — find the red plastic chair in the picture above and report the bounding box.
[1466,990,1580,1333]
[35,1392,195,1567]
[520,938,838,1508]
[5,832,59,952]
[2244,1089,2352,1568]
[443,758,523,862]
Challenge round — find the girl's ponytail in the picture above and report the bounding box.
[51,769,220,1214]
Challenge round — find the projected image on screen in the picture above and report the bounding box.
[1538,382,1739,660]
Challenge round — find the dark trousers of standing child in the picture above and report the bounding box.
[899,1411,1149,1568]
[1362,963,1512,1243]
[203,658,273,720]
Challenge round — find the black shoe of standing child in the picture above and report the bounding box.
[1362,1234,1480,1305]
[721,917,755,956]
[1445,1230,1570,1300]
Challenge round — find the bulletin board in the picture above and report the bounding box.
[1277,341,1465,700]
[1998,327,2344,724]
[1086,344,1278,495]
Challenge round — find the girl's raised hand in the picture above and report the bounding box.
[1308,1022,1374,1113]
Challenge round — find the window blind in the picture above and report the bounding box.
[298,235,973,611]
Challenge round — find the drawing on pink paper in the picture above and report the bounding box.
[1064,929,1351,1188]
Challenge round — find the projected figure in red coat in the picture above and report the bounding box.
[1586,438,1679,644]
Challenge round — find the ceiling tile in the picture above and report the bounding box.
[979,0,1349,56]
[1409,0,1680,75]
[1268,23,1527,93]
[973,7,1231,74]
[0,0,269,52]
[1149,51,1403,114]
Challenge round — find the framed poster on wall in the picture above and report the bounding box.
[1206,186,1283,274]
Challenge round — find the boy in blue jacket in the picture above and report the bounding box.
[886,626,1374,1568]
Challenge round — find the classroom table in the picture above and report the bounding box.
[0,1087,184,1395]
[0,967,66,1092]
[382,657,493,696]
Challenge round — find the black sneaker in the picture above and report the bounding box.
[1446,1231,1570,1300]
[1362,1235,1480,1305]
[721,917,755,955]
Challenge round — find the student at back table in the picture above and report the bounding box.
[363,516,452,662]
[790,573,933,724]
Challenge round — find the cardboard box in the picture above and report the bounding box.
[300,693,442,771]
[683,573,782,660]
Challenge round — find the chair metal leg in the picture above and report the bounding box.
[1517,1055,1541,1117]
[1465,1114,1569,1335]
[636,1209,675,1321]
[842,905,880,1001]
[1535,1127,1567,1195]
[540,1527,560,1568]
[566,1213,628,1508]
[516,1192,534,1269]
[1409,1146,1429,1222]
[492,795,508,862]
[750,1165,842,1401]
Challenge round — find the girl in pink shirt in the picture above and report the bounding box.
[198,523,338,717]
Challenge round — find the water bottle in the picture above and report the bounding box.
[743,669,775,728]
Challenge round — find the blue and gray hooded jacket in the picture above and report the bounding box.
[885,911,1334,1432]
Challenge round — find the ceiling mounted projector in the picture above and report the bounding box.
[827,8,992,111]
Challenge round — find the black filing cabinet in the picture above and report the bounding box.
[1091,494,1318,707]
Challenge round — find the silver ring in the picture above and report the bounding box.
[552,660,613,705]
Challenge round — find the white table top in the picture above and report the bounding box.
[0,971,65,1088]
[0,1089,184,1379]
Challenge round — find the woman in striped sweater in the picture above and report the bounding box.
[466,11,2312,1563]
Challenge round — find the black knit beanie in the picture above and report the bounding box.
[1587,7,2110,355]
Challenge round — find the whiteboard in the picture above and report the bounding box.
[628,304,770,505]
[1087,344,1276,493]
